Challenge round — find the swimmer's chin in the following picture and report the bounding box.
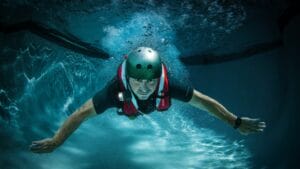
[136,94,150,100]
[137,96,149,100]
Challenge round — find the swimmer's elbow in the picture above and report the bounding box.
[188,89,210,111]
[75,99,98,120]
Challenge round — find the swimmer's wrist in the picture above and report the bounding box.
[227,113,237,127]
[233,117,242,129]
[52,135,64,146]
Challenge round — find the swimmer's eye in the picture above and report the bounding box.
[148,79,158,84]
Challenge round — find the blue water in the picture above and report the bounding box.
[2,1,296,169]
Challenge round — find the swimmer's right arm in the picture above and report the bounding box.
[30,99,97,153]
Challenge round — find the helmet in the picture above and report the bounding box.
[126,47,162,80]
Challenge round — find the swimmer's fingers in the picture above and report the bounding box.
[30,138,57,153]
[30,144,56,153]
[238,117,266,135]
[247,121,266,130]
[243,125,264,134]
[31,146,55,153]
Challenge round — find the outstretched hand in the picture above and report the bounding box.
[237,117,266,135]
[30,138,59,153]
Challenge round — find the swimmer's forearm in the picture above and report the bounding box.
[189,90,237,127]
[53,99,97,146]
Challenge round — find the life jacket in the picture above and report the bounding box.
[117,60,170,116]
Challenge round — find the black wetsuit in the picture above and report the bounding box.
[92,72,194,115]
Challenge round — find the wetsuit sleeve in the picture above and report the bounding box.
[92,77,118,114]
[169,73,194,102]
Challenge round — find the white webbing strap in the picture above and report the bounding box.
[156,64,165,107]
[121,60,139,110]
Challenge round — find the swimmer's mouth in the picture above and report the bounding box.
[137,92,150,95]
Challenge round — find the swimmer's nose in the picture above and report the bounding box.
[140,81,149,92]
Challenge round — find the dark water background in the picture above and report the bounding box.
[1,0,300,169]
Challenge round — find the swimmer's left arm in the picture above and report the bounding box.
[188,89,266,135]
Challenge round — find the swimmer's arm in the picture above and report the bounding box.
[53,98,97,145]
[188,89,237,127]
[30,99,97,153]
[188,89,266,134]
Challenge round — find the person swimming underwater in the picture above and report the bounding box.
[30,47,266,153]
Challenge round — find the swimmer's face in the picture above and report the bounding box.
[128,77,158,100]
